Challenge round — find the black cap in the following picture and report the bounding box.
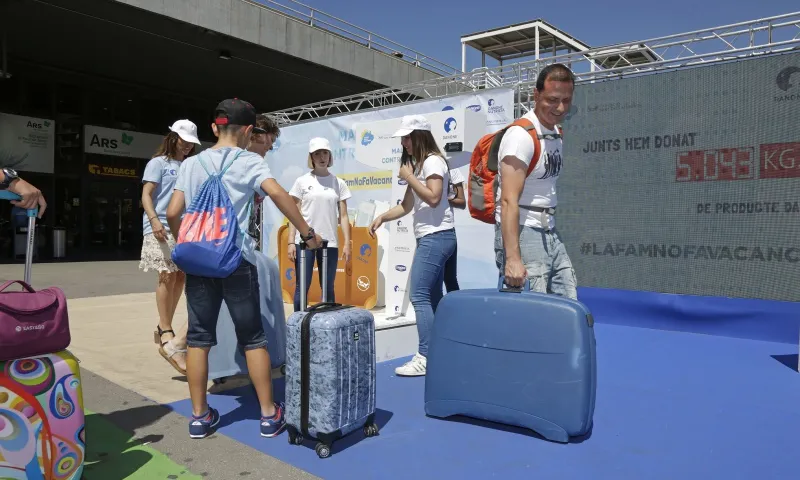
[214,98,257,128]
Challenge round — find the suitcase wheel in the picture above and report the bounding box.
[363,423,379,437]
[280,364,286,375]
[287,429,303,445]
[315,442,332,459]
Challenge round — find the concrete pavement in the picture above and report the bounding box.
[83,370,318,480]
[1,260,156,299]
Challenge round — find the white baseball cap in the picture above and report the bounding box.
[169,119,201,145]
[308,137,331,153]
[392,115,431,137]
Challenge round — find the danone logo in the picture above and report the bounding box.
[356,243,372,264]
[776,66,800,91]
[775,66,800,103]
[487,98,505,114]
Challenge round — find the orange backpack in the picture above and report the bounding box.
[467,118,562,224]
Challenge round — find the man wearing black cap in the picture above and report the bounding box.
[166,98,322,440]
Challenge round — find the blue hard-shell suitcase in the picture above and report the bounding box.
[424,278,597,443]
[284,242,379,458]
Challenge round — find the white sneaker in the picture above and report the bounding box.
[395,353,427,376]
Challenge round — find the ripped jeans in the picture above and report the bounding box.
[494,223,578,300]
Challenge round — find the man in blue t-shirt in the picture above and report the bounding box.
[166,98,322,440]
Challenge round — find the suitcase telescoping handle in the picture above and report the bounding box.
[298,239,329,311]
[498,276,531,293]
[0,190,38,285]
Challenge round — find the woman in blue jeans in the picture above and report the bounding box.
[369,115,457,376]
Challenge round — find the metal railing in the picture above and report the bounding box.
[246,0,459,77]
[266,11,800,124]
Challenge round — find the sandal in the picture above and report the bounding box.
[155,326,188,376]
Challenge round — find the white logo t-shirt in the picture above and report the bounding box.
[412,155,455,239]
[495,111,563,229]
[141,156,182,235]
[289,172,352,248]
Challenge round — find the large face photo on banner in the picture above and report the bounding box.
[260,88,515,315]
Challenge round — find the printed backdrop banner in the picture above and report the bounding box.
[0,113,55,173]
[352,108,486,316]
[558,51,800,302]
[260,88,515,313]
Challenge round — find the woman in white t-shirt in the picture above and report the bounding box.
[287,137,352,311]
[369,115,457,377]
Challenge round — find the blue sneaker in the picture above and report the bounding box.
[189,407,220,439]
[260,402,286,438]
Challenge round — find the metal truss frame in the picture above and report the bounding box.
[266,11,800,125]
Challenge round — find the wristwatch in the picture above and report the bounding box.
[0,168,19,190]
[300,227,316,244]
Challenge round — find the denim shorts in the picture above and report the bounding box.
[184,259,267,350]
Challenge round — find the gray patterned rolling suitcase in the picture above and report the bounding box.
[284,241,379,459]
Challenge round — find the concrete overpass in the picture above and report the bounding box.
[1,0,454,115]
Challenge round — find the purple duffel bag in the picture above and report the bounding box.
[0,280,71,361]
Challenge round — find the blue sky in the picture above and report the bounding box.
[284,0,798,71]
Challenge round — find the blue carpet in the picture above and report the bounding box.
[167,323,800,479]
[578,287,800,344]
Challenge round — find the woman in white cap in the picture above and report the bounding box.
[139,119,201,375]
[369,114,457,377]
[287,137,352,311]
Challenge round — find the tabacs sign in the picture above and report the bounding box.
[87,163,138,178]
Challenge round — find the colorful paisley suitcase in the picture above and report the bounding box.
[0,350,85,480]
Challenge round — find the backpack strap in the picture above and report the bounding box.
[197,149,243,177]
[197,151,212,176]
[220,150,243,176]
[516,120,563,178]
